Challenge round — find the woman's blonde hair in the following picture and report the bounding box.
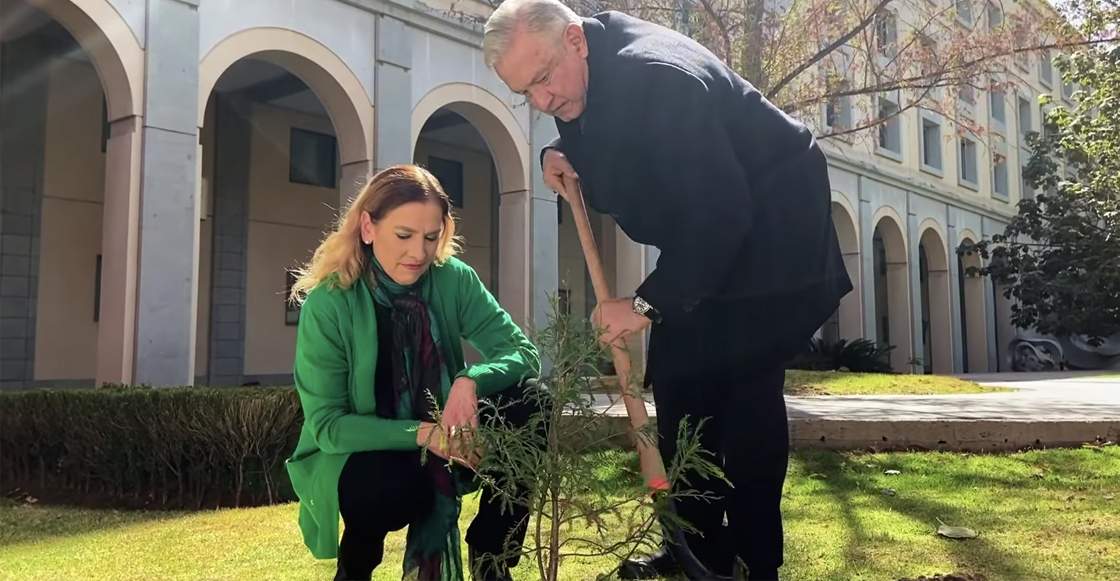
[288,164,462,304]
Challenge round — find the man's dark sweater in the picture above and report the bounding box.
[546,11,853,372]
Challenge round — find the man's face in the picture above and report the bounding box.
[494,23,589,122]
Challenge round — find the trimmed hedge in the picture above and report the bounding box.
[0,385,302,510]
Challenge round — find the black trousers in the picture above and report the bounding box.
[646,296,804,577]
[336,379,549,580]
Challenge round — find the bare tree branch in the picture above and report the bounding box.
[766,0,893,98]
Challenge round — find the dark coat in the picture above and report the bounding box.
[547,11,853,372]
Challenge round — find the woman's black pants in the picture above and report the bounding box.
[335,379,549,580]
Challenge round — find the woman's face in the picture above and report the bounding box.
[362,200,445,285]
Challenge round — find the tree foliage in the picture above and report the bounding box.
[434,295,722,581]
[964,0,1120,347]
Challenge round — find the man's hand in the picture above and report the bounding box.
[543,148,578,198]
[592,297,652,347]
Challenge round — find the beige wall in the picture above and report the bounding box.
[414,137,494,293]
[414,135,496,366]
[242,102,339,377]
[34,56,106,380]
[557,206,619,323]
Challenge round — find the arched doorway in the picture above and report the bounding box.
[872,213,912,371]
[411,84,530,320]
[958,236,989,372]
[822,200,861,342]
[413,109,501,298]
[195,30,373,386]
[411,85,529,364]
[0,0,141,388]
[918,224,952,374]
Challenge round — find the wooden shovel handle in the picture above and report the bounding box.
[560,174,668,491]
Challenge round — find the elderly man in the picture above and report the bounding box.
[482,2,852,580]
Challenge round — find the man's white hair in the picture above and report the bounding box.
[483,0,581,69]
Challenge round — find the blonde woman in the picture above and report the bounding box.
[284,164,545,581]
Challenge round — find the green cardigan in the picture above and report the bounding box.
[285,257,541,560]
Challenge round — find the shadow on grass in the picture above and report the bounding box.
[788,450,892,581]
[0,497,192,548]
[794,449,1046,581]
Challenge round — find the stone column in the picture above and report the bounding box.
[132,0,201,387]
[858,179,880,344]
[205,94,250,387]
[95,113,142,386]
[374,15,412,173]
[907,197,925,374]
[947,213,965,373]
[0,36,47,390]
[498,111,559,341]
[981,216,1000,372]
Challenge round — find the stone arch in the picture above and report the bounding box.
[871,208,912,371]
[826,199,862,341]
[198,27,374,166]
[958,231,989,372]
[917,219,953,374]
[4,0,145,387]
[411,82,529,195]
[25,0,143,120]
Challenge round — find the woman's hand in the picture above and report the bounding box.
[441,377,479,440]
[416,422,480,470]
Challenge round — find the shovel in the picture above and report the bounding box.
[559,174,722,581]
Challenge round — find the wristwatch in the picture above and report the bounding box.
[632,295,662,324]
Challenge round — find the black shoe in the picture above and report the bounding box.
[469,545,514,581]
[746,568,779,581]
[334,560,370,581]
[618,547,683,580]
[619,543,742,580]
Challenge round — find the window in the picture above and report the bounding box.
[824,80,852,132]
[1017,96,1032,139]
[987,2,1002,29]
[919,35,937,77]
[875,11,898,57]
[1040,50,1053,86]
[289,128,337,188]
[1062,80,1074,101]
[427,156,464,208]
[877,97,902,155]
[1041,104,1058,139]
[285,271,300,325]
[993,148,1009,199]
[94,254,102,322]
[989,86,1006,123]
[956,0,973,24]
[1021,172,1035,200]
[959,136,978,185]
[960,84,976,106]
[921,118,943,171]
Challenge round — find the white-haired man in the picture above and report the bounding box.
[483,2,852,580]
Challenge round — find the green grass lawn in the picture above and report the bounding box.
[783,370,1013,396]
[3,447,1117,581]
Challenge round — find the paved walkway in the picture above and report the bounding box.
[588,373,1120,421]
